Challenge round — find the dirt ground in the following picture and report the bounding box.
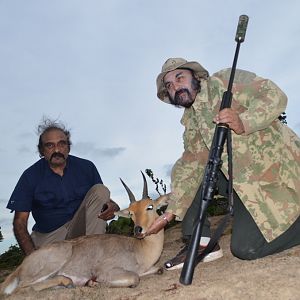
[1,216,300,300]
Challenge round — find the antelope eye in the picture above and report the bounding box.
[146,205,154,211]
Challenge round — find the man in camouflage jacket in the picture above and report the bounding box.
[147,57,300,270]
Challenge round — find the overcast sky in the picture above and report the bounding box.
[1,0,299,254]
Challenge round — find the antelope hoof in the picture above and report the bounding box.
[86,280,99,287]
[129,276,140,288]
[129,282,139,288]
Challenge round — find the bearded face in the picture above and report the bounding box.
[163,69,200,108]
[172,87,195,108]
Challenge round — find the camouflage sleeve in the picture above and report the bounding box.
[238,78,287,135]
[166,155,202,220]
[166,112,208,220]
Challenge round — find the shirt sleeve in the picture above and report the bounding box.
[90,162,103,185]
[238,78,287,135]
[7,171,34,212]
[166,113,208,220]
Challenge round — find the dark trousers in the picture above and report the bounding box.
[182,171,300,260]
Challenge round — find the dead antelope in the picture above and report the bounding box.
[0,172,168,295]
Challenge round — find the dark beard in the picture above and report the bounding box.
[170,88,194,108]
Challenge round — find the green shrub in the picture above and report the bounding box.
[107,217,134,236]
[0,244,24,270]
[207,197,229,216]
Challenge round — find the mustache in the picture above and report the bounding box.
[50,152,65,160]
[175,88,190,97]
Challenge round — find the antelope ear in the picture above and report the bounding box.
[155,194,170,209]
[114,209,131,219]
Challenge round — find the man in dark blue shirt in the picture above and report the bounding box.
[7,119,119,255]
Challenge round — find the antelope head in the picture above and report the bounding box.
[115,171,168,239]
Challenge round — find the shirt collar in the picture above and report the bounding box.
[192,79,209,109]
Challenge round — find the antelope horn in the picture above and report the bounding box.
[141,171,149,199]
[120,178,136,203]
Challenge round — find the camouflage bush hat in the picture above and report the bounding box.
[156,57,209,103]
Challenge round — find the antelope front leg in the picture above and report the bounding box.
[140,265,163,277]
[96,267,140,288]
[19,275,74,292]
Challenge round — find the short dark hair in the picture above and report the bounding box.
[37,118,71,157]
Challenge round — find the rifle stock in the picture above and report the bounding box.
[179,15,249,285]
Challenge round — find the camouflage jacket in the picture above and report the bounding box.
[167,69,300,242]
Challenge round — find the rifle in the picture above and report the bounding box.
[179,15,249,285]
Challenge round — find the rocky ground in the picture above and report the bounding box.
[1,216,300,300]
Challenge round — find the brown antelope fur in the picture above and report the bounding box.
[0,173,168,295]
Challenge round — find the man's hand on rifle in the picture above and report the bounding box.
[146,211,175,235]
[214,108,245,135]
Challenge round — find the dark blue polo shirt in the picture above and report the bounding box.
[7,155,103,233]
